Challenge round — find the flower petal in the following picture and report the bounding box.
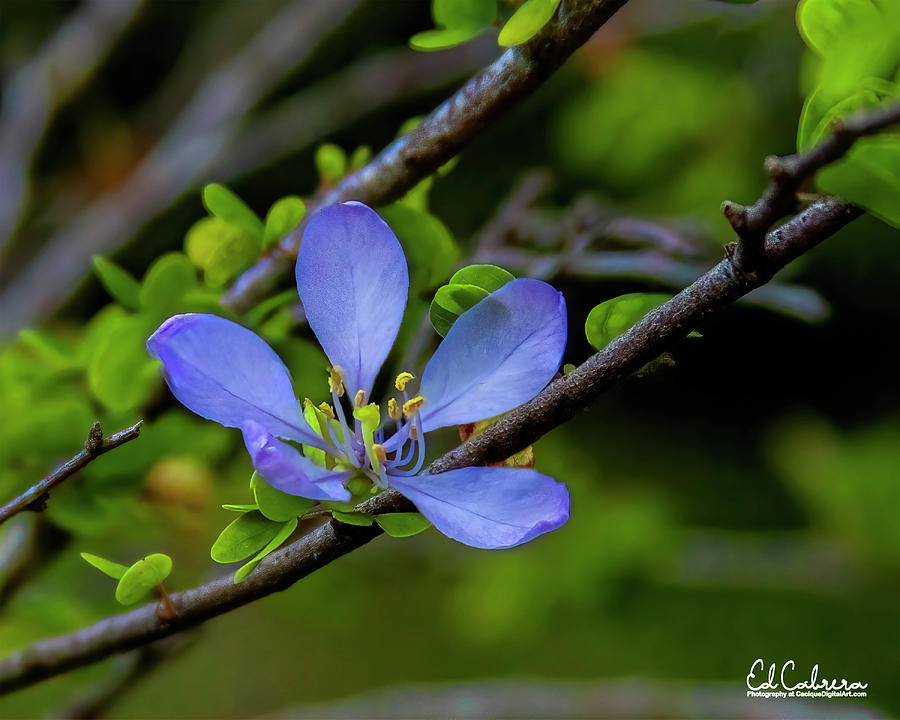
[147,313,319,445]
[296,202,408,399]
[418,278,566,432]
[242,421,351,502]
[389,467,569,549]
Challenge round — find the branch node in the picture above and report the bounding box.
[763,154,791,182]
[721,200,748,233]
[85,421,103,452]
[830,116,851,140]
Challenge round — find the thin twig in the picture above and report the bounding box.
[223,0,631,313]
[0,197,860,696]
[723,102,900,270]
[0,96,892,702]
[0,421,143,527]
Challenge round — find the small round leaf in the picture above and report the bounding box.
[114,554,172,605]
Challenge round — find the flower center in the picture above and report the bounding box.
[307,367,428,491]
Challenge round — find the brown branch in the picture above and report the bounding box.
[0,104,892,696]
[0,421,143,527]
[222,0,631,314]
[0,196,860,696]
[723,102,900,270]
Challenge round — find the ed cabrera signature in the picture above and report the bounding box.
[746,658,868,692]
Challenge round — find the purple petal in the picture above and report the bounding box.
[296,202,408,399]
[242,421,351,502]
[418,278,566,432]
[389,467,569,549]
[147,313,319,445]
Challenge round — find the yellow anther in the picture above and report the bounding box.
[317,402,335,420]
[394,371,415,392]
[373,444,387,464]
[387,398,401,421]
[328,366,345,397]
[354,389,368,408]
[402,395,425,417]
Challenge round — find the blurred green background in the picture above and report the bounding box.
[0,1,897,718]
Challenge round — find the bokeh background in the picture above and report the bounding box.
[0,1,897,718]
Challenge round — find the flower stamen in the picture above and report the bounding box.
[328,366,346,398]
[402,395,425,417]
[387,397,401,421]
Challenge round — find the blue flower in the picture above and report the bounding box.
[148,202,569,548]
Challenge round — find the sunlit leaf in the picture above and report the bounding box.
[202,183,264,239]
[114,553,172,605]
[210,511,282,564]
[585,293,672,351]
[410,26,485,51]
[331,510,374,526]
[433,0,496,29]
[185,217,259,287]
[430,284,489,337]
[448,264,515,292]
[263,196,306,249]
[139,253,198,316]
[381,204,459,293]
[375,513,432,538]
[80,552,128,580]
[818,135,900,228]
[251,471,316,522]
[92,256,141,310]
[314,144,347,185]
[88,314,159,413]
[498,0,560,47]
[233,517,298,583]
[429,265,515,336]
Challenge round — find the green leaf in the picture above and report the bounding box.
[80,552,128,580]
[428,264,515,336]
[449,264,515,292]
[92,257,141,310]
[433,0,496,29]
[331,510,374,526]
[210,511,283,564]
[139,253,198,316]
[314,143,347,185]
[202,183,264,239]
[114,553,172,605]
[585,293,672,351]
[818,135,900,228]
[17,329,77,372]
[349,145,372,170]
[375,513,432,538]
[88,314,159,413]
[222,503,259,512]
[263,196,306,250]
[185,217,259,288]
[380,204,459,293]
[429,284,489,337]
[498,0,560,47]
[233,517,298,583]
[410,26,485,51]
[251,471,316,522]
